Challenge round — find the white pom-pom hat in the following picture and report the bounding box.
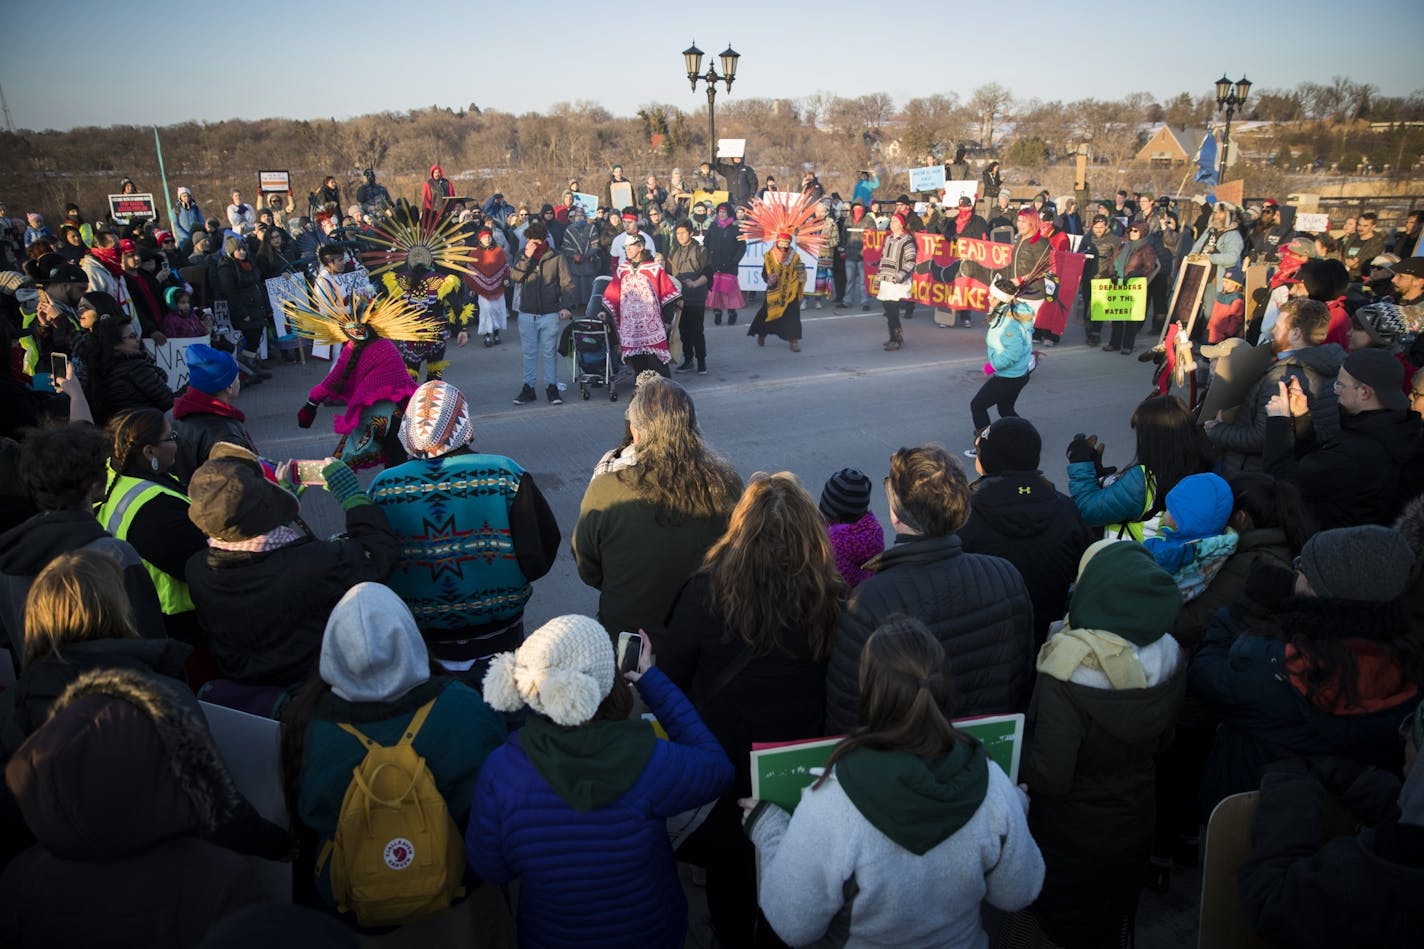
[482,615,616,727]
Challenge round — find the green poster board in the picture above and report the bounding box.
[750,714,1025,813]
[1089,277,1148,321]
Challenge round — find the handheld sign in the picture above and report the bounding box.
[716,138,746,159]
[109,193,157,224]
[1089,278,1149,321]
[909,164,947,194]
[258,170,291,194]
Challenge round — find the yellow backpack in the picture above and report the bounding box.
[319,699,465,927]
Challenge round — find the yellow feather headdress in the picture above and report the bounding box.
[360,206,479,279]
[282,289,443,346]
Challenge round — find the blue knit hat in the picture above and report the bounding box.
[184,343,238,394]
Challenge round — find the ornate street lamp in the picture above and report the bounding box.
[684,42,740,168]
[1214,75,1252,175]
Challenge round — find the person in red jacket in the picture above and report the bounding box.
[420,165,455,227]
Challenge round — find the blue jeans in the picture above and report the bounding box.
[520,311,560,388]
[846,260,867,305]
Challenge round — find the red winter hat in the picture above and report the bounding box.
[776,231,792,242]
[118,239,138,253]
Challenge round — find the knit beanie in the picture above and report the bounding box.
[187,449,299,541]
[482,615,615,727]
[1162,472,1233,539]
[320,583,430,703]
[976,417,1042,474]
[399,380,474,459]
[1296,525,1413,603]
[163,286,185,310]
[1067,540,1182,646]
[819,468,872,521]
[183,343,238,394]
[223,235,243,256]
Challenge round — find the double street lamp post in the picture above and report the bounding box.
[683,42,740,169]
[1213,74,1252,177]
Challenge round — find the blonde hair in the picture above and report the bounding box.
[624,377,742,522]
[703,473,843,660]
[23,548,139,670]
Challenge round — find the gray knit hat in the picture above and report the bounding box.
[482,615,615,726]
[1296,525,1413,603]
[320,583,430,703]
[819,468,872,521]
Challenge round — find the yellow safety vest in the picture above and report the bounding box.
[95,468,196,616]
[1106,467,1159,543]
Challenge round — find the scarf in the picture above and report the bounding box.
[208,524,303,553]
[955,207,974,233]
[1114,235,1148,278]
[90,244,124,278]
[715,214,736,229]
[526,239,547,265]
[851,206,866,224]
[1037,627,1150,689]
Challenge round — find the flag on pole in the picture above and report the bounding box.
[1194,132,1219,186]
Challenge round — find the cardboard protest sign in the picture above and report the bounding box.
[691,189,729,211]
[738,240,816,293]
[572,192,599,216]
[609,181,634,211]
[750,713,1025,814]
[1089,278,1148,321]
[909,164,947,193]
[108,193,157,224]
[716,138,746,159]
[941,179,979,208]
[1215,179,1245,208]
[264,273,308,337]
[143,335,210,391]
[258,170,291,194]
[1293,212,1330,234]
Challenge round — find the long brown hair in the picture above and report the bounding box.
[703,473,843,661]
[23,548,139,670]
[815,617,964,788]
[623,376,741,522]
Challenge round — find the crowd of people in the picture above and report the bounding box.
[0,159,1423,949]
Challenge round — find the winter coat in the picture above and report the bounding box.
[1067,462,1164,539]
[1265,409,1424,530]
[745,755,1042,949]
[1190,596,1420,814]
[465,667,732,949]
[1208,343,1346,471]
[171,388,256,487]
[714,161,759,207]
[96,349,174,421]
[0,668,285,948]
[985,312,1034,378]
[664,239,712,306]
[173,202,204,246]
[572,468,738,644]
[294,677,506,910]
[960,473,1090,646]
[826,534,1035,734]
[185,505,400,687]
[826,511,886,590]
[878,231,917,284]
[214,257,267,333]
[1170,527,1293,655]
[510,248,575,315]
[704,220,745,275]
[0,509,165,657]
[1237,757,1424,949]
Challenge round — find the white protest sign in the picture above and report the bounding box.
[257,170,290,194]
[738,241,817,293]
[143,335,210,392]
[941,180,979,207]
[909,164,946,193]
[1294,212,1330,234]
[264,273,307,337]
[716,138,746,159]
[572,192,599,215]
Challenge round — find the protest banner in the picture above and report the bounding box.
[258,170,291,194]
[1034,249,1087,336]
[941,179,979,207]
[1293,212,1330,234]
[609,181,634,211]
[108,193,157,224]
[738,240,816,294]
[264,273,308,337]
[750,713,1025,813]
[864,229,1014,312]
[143,335,210,391]
[572,192,599,216]
[908,164,947,194]
[1089,278,1148,321]
[716,138,746,159]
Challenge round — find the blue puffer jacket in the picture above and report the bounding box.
[465,667,732,948]
[986,313,1033,378]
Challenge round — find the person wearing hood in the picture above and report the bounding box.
[742,617,1044,948]
[173,186,204,247]
[172,344,256,485]
[1015,539,1185,948]
[1291,256,1352,350]
[0,424,163,656]
[0,666,289,947]
[1141,472,1239,601]
[185,445,399,689]
[214,234,269,368]
[421,165,455,221]
[1237,702,1424,948]
[1191,524,1422,814]
[467,227,510,346]
[356,169,393,220]
[467,614,733,948]
[280,582,506,926]
[959,418,1089,648]
[1103,218,1161,355]
[558,204,599,310]
[370,381,560,684]
[1265,348,1424,528]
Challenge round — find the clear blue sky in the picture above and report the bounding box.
[3,0,1420,131]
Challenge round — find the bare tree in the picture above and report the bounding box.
[969,83,1013,148]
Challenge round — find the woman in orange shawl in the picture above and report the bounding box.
[467,228,509,347]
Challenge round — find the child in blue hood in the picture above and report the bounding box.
[1142,472,1238,601]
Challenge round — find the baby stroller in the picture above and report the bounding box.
[568,276,633,401]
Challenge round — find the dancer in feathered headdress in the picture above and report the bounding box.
[361,203,474,381]
[289,287,438,469]
[742,193,824,352]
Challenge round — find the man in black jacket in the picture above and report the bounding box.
[713,156,759,208]
[509,220,575,406]
[825,445,1034,733]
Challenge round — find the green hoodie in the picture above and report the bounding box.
[835,740,989,855]
[520,714,657,812]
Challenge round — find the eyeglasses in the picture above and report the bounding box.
[153,431,178,443]
[1331,378,1362,391]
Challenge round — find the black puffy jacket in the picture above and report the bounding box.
[825,533,1034,734]
[214,257,267,332]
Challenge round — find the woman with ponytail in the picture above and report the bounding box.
[94,408,206,643]
[741,617,1043,948]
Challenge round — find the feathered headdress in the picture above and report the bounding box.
[360,204,480,279]
[739,192,828,258]
[282,289,443,346]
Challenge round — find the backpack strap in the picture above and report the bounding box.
[334,697,438,750]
